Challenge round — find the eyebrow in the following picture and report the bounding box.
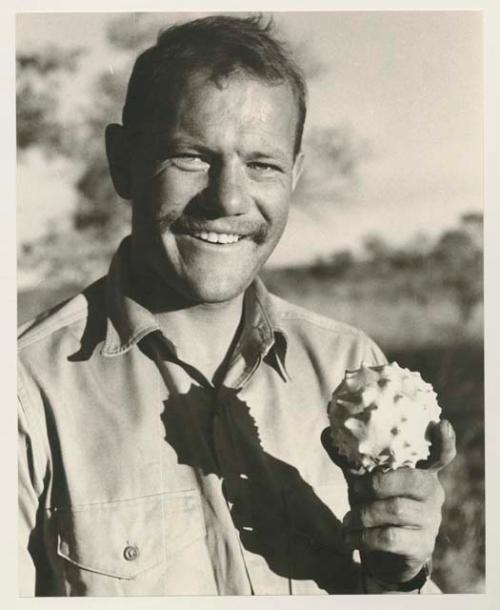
[246,149,290,164]
[163,136,292,164]
[155,137,212,155]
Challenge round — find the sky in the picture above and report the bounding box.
[16,10,483,266]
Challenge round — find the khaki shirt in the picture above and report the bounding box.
[18,238,437,596]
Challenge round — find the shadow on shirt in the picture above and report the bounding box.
[160,383,359,593]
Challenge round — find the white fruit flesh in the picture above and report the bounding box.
[328,362,441,474]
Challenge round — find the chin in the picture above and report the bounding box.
[182,274,255,304]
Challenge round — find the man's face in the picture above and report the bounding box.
[129,70,303,304]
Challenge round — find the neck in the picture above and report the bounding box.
[129,261,246,383]
[157,297,246,384]
[154,295,245,343]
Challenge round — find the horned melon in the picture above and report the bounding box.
[328,362,441,474]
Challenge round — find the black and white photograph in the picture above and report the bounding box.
[14,7,489,601]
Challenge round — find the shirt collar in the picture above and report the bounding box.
[101,237,289,378]
[244,277,290,381]
[101,238,161,357]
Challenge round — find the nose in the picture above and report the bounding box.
[207,159,250,216]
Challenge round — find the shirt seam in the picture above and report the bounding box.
[45,488,201,512]
[101,323,160,356]
[276,312,366,337]
[18,306,89,352]
[17,371,48,486]
[265,294,365,337]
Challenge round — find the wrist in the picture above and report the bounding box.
[362,560,432,594]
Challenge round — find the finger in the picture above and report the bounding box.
[421,419,457,471]
[345,526,434,557]
[320,427,359,475]
[352,467,439,502]
[344,498,428,530]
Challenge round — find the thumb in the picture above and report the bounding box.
[320,427,361,476]
[320,427,366,508]
[420,419,457,471]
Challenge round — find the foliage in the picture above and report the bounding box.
[16,46,84,156]
[19,225,123,292]
[269,212,483,327]
[292,125,371,209]
[431,212,483,322]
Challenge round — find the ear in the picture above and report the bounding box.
[291,151,305,191]
[105,124,133,200]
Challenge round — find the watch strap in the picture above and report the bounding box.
[362,560,432,594]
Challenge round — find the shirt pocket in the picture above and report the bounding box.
[54,489,206,594]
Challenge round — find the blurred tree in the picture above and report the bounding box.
[349,213,483,322]
[431,212,483,323]
[292,125,370,209]
[16,46,84,157]
[72,14,177,241]
[73,68,131,237]
[306,249,356,279]
[362,234,394,274]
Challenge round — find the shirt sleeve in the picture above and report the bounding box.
[18,385,47,597]
[361,333,388,367]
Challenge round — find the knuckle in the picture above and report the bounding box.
[423,536,436,558]
[361,528,369,546]
[432,481,445,507]
[380,527,397,548]
[423,506,442,535]
[390,497,404,520]
[371,471,385,496]
[430,512,443,537]
[420,471,438,499]
[437,483,446,506]
[416,469,432,492]
[359,505,369,527]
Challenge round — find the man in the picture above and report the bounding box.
[18,15,455,596]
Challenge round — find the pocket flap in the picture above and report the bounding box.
[55,490,205,580]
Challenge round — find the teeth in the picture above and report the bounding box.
[193,232,241,244]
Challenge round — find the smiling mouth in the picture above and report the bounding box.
[189,231,244,245]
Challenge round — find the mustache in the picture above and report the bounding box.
[157,211,270,244]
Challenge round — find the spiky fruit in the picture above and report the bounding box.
[328,362,441,474]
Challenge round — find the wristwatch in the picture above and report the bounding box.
[362,559,432,594]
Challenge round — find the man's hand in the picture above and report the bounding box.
[321,419,456,587]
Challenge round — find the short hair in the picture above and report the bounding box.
[122,14,307,157]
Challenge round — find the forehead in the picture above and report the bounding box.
[147,70,299,154]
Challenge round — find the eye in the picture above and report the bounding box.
[170,154,210,172]
[247,161,283,176]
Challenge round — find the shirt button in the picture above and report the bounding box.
[123,545,139,561]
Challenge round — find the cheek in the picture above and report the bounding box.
[260,186,291,231]
[151,167,207,213]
